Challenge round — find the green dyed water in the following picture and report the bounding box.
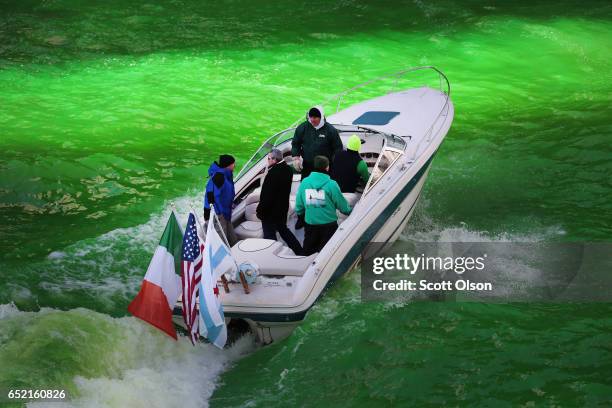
[1,1,611,406]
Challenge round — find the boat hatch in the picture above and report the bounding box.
[352,111,400,126]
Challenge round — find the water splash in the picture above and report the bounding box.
[0,305,255,408]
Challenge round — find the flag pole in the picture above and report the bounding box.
[190,204,231,294]
[169,201,180,227]
[188,203,207,242]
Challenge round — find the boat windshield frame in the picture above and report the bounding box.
[236,123,405,196]
[236,66,449,182]
[235,127,296,181]
[359,126,405,194]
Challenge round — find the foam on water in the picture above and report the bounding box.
[387,199,576,299]
[0,195,258,407]
[0,302,22,319]
[2,193,205,310]
[294,212,574,332]
[38,335,255,408]
[0,304,255,408]
[54,193,204,259]
[402,199,567,243]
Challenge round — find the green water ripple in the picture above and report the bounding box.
[0,1,611,406]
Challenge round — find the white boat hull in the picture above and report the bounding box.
[238,167,432,345]
[174,67,454,346]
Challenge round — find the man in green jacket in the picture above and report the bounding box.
[295,155,352,255]
[291,105,343,180]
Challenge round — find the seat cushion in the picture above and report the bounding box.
[235,220,264,239]
[343,192,360,206]
[337,192,361,223]
[245,192,260,204]
[246,191,294,222]
[231,238,317,276]
[288,198,296,218]
[243,192,261,222]
[245,203,260,222]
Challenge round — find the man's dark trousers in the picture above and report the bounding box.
[303,221,338,255]
[262,221,303,256]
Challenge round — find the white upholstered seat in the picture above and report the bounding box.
[235,191,296,241]
[337,192,361,223]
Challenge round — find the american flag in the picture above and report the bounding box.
[181,213,203,345]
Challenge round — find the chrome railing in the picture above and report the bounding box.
[237,66,451,180]
[410,93,451,160]
[319,66,451,160]
[287,66,450,127]
[330,65,450,114]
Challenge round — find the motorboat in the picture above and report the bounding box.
[174,66,454,344]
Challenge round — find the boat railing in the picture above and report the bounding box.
[329,65,450,114]
[408,70,451,160]
[288,66,450,126]
[291,66,450,160]
[329,66,450,161]
[237,66,451,180]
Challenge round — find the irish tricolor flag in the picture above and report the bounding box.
[128,212,183,339]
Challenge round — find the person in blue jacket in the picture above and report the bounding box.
[204,154,237,245]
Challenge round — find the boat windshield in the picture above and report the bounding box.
[385,133,407,150]
[364,148,402,193]
[236,124,406,186]
[236,128,295,181]
[363,131,405,194]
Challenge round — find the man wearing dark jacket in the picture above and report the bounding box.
[291,105,342,180]
[291,105,342,230]
[331,134,370,193]
[256,149,303,255]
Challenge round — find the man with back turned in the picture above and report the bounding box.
[295,155,352,255]
[331,134,370,193]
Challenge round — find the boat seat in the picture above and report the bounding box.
[235,194,264,239]
[244,193,260,222]
[337,192,361,223]
[361,152,379,168]
[235,220,264,239]
[290,174,301,195]
[235,192,296,241]
[231,238,316,277]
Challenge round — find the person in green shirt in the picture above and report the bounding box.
[330,134,370,193]
[295,155,352,255]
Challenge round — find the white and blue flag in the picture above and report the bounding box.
[199,207,237,349]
